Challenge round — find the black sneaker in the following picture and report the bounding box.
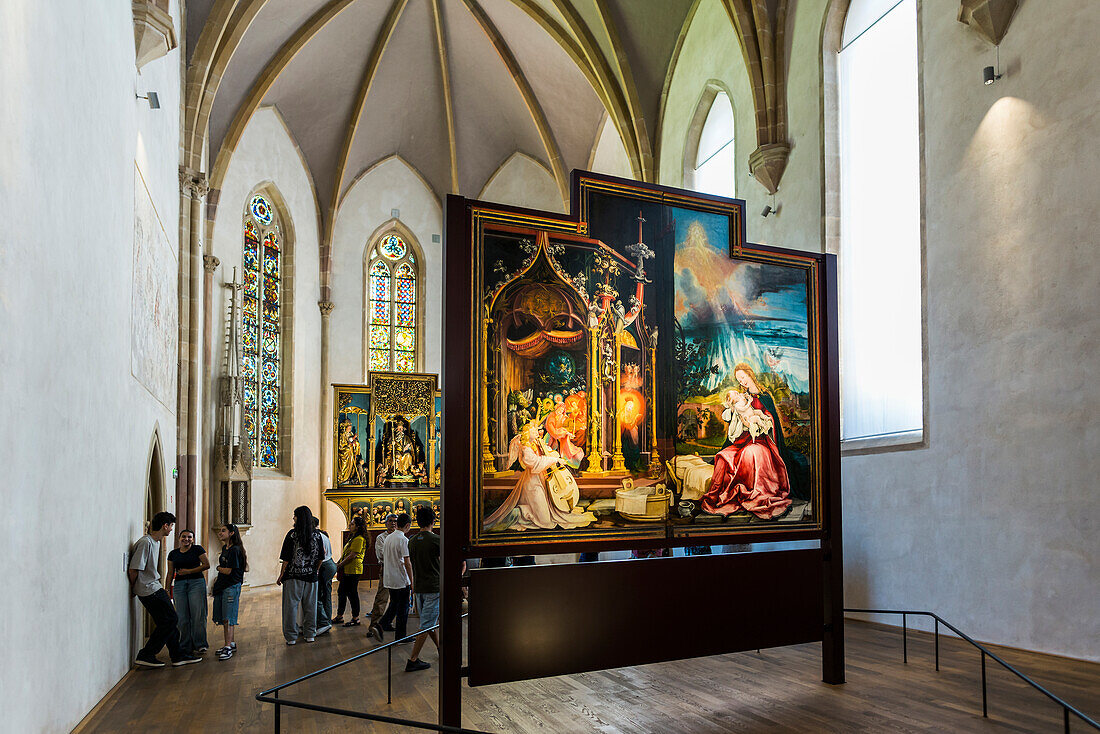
[134,654,165,668]
[217,647,235,660]
[171,654,202,667]
[405,659,431,672]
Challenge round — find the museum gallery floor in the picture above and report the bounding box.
[77,587,1100,733]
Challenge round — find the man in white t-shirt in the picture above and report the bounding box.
[128,511,201,668]
[376,513,414,641]
[314,517,336,636]
[367,513,397,640]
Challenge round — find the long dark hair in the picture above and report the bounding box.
[223,523,249,572]
[350,514,367,540]
[293,506,316,553]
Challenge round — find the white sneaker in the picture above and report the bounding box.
[304,637,316,643]
[286,639,297,646]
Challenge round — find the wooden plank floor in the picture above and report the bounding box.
[78,586,1100,733]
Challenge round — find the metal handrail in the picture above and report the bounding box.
[256,613,488,734]
[845,608,1100,733]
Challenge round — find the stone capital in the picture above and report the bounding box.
[178,166,209,199]
[318,301,335,316]
[958,0,1019,46]
[203,255,220,273]
[748,143,791,195]
[133,0,177,70]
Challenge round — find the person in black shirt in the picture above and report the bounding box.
[405,507,441,672]
[211,524,248,660]
[167,529,210,655]
[277,506,324,645]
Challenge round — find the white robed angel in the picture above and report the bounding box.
[483,421,596,531]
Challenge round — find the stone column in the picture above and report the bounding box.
[178,167,209,534]
[318,300,335,527]
[201,254,220,536]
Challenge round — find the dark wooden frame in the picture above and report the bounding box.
[440,173,844,728]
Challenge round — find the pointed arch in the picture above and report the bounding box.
[240,183,296,470]
[363,218,426,376]
[683,81,737,196]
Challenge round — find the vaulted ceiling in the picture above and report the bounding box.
[184,0,701,221]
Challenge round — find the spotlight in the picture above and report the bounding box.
[761,204,774,218]
[136,91,161,109]
[983,66,1001,86]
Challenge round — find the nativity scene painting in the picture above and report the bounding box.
[468,174,824,548]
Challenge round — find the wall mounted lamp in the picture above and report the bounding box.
[136,91,161,109]
[984,46,1003,86]
[761,193,779,218]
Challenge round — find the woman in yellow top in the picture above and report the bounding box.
[332,515,370,626]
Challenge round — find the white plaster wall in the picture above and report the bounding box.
[208,107,322,586]
[657,0,825,251]
[588,114,633,179]
[479,152,565,213]
[0,1,181,731]
[329,156,444,386]
[840,0,1100,661]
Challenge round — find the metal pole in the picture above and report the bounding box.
[934,618,939,671]
[388,645,393,704]
[1064,707,1070,733]
[981,651,988,717]
[274,690,281,733]
[902,613,907,664]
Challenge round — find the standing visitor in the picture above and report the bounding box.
[314,517,336,636]
[405,507,440,672]
[376,513,414,641]
[366,513,397,639]
[167,529,210,656]
[128,511,201,668]
[211,523,247,660]
[277,506,324,645]
[333,515,369,626]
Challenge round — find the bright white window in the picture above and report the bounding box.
[838,0,923,442]
[692,91,735,197]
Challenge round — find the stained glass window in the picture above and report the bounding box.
[367,233,419,373]
[242,191,283,467]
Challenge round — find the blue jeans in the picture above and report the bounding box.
[317,559,337,629]
[213,582,242,626]
[172,578,209,651]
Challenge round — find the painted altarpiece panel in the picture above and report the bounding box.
[462,173,830,551]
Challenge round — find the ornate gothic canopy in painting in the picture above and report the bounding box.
[449,171,837,553]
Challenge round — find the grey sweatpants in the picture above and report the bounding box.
[282,579,318,642]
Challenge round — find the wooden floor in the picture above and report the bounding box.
[78,586,1100,733]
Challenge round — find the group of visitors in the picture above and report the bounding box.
[129,503,441,675]
[128,511,246,668]
[276,505,441,673]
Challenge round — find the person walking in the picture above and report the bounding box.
[333,515,369,626]
[376,513,414,642]
[128,511,201,668]
[210,523,247,660]
[405,507,440,672]
[366,513,397,640]
[167,529,210,656]
[277,506,324,645]
[314,517,336,636]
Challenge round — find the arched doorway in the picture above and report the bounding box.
[135,430,168,654]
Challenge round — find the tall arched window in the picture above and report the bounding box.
[242,193,283,466]
[367,233,419,373]
[690,90,735,197]
[838,0,923,444]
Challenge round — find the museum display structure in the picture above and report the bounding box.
[439,171,843,726]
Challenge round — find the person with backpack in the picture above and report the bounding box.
[276,506,324,645]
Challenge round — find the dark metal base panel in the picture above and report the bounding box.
[468,549,825,686]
